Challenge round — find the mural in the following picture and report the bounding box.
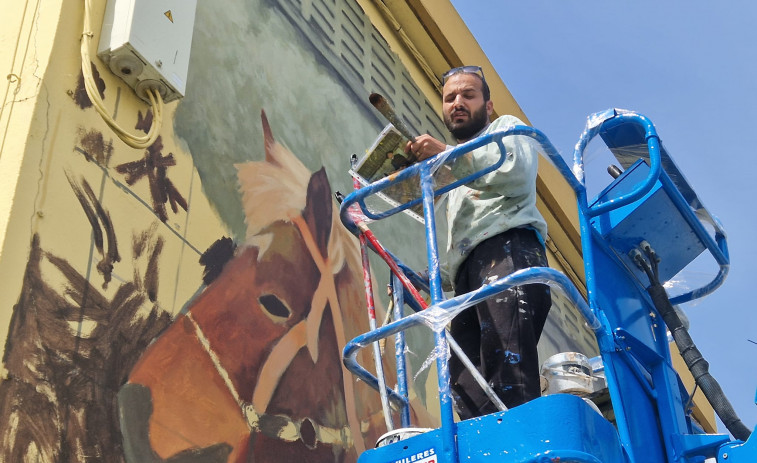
[121,111,396,462]
[0,0,443,461]
[0,107,411,462]
[0,106,431,461]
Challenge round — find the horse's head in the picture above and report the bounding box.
[125,110,376,462]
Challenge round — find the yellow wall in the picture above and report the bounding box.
[0,0,225,348]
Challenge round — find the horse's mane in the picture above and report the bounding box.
[235,114,358,275]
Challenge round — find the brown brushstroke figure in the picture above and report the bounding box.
[115,137,188,222]
[73,62,105,109]
[0,230,172,462]
[77,129,114,166]
[66,173,121,288]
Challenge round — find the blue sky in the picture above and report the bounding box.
[450,0,757,434]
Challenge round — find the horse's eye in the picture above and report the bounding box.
[259,294,292,322]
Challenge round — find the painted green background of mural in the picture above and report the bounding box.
[175,0,447,252]
[180,0,380,239]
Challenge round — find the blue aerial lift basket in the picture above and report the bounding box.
[338,109,754,463]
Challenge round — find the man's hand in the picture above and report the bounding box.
[404,134,448,161]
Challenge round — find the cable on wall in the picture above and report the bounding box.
[80,0,163,149]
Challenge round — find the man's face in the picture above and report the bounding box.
[442,73,493,142]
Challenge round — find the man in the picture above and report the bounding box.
[405,66,551,419]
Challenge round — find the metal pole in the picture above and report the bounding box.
[351,157,394,432]
[419,162,458,463]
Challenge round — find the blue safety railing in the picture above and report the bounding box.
[340,126,610,463]
[339,110,748,463]
[570,109,729,305]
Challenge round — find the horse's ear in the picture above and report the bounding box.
[260,109,281,166]
[302,168,332,257]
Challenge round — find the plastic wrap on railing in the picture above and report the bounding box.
[424,122,519,177]
[669,232,729,305]
[413,342,452,381]
[418,165,444,296]
[573,108,638,185]
[416,267,601,334]
[423,133,508,198]
[342,190,375,225]
[578,112,662,218]
[599,142,651,171]
[655,162,729,303]
[516,125,584,194]
[433,125,582,198]
[339,127,568,231]
[651,253,730,307]
[339,134,503,232]
[342,267,601,396]
[349,168,427,224]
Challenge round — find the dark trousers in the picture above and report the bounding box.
[449,228,551,419]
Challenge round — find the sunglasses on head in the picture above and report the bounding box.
[442,66,486,85]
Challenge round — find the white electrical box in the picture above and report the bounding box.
[98,0,198,103]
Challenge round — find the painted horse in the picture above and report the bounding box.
[120,111,401,462]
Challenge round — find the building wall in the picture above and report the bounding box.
[0,0,609,461]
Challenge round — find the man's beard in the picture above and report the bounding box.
[444,104,489,141]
